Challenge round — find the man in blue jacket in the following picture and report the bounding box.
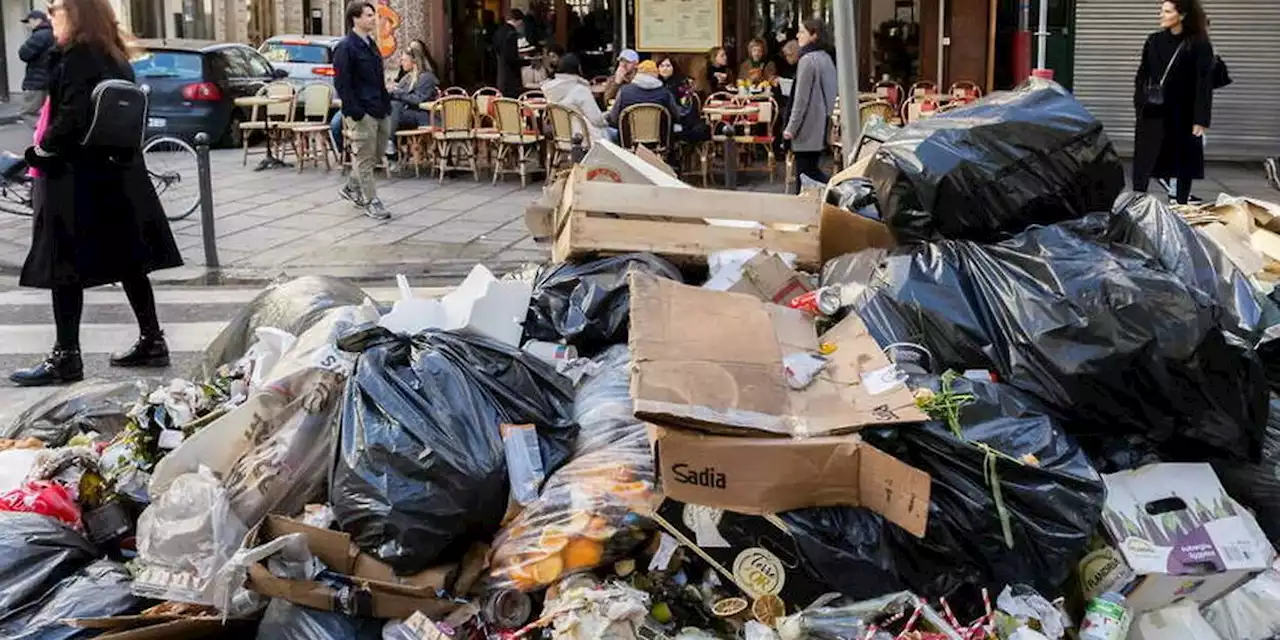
[18,11,54,121]
[333,0,393,220]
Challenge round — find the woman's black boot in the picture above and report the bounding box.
[9,347,84,387]
[109,333,170,368]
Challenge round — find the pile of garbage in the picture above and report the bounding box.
[1,78,1279,640]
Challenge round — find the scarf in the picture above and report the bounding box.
[798,42,823,59]
[29,98,51,179]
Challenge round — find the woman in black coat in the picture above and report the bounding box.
[1131,0,1214,205]
[13,0,182,387]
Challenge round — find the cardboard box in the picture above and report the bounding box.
[820,160,896,263]
[553,168,822,268]
[63,616,244,640]
[579,139,689,187]
[243,515,459,620]
[650,425,929,536]
[1098,463,1274,613]
[712,251,812,305]
[651,499,837,610]
[629,273,926,438]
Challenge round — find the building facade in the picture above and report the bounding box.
[1072,0,1280,161]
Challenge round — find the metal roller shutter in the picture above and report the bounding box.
[1072,0,1280,161]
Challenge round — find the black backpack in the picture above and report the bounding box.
[81,79,148,150]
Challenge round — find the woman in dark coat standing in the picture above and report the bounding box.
[12,0,182,387]
[1131,0,1215,205]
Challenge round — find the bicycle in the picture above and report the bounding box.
[0,134,201,222]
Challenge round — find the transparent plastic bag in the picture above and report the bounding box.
[570,346,637,458]
[488,348,654,591]
[152,305,375,526]
[1204,569,1280,640]
[3,380,146,446]
[0,560,141,640]
[132,466,249,605]
[198,276,370,379]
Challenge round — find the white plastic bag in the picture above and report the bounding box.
[132,466,248,605]
[1204,569,1280,640]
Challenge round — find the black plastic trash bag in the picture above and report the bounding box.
[1107,192,1262,339]
[0,560,142,640]
[523,254,682,355]
[825,176,881,221]
[786,375,1104,600]
[255,599,383,640]
[2,380,146,446]
[853,214,1268,462]
[863,374,1105,597]
[866,78,1124,244]
[1215,396,1280,544]
[0,513,98,616]
[331,326,578,575]
[198,276,369,378]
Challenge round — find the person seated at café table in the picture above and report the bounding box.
[542,53,614,143]
[606,59,680,129]
[738,38,777,88]
[657,55,709,142]
[703,45,734,93]
[602,48,640,103]
[386,44,440,159]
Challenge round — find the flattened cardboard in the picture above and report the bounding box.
[243,515,458,620]
[820,203,896,263]
[629,273,926,437]
[725,252,812,305]
[651,425,929,537]
[65,616,234,640]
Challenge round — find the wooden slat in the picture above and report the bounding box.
[568,215,820,268]
[571,182,820,226]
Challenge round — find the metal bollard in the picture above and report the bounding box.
[570,133,587,164]
[720,122,738,189]
[194,132,219,271]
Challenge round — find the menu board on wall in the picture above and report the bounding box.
[635,0,723,53]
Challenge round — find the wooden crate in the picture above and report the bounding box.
[552,167,822,269]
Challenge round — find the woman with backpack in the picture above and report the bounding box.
[13,0,182,387]
[1131,0,1216,205]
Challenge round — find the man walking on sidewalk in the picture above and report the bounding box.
[17,10,54,122]
[334,0,392,220]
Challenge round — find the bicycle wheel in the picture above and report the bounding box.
[0,179,33,217]
[142,135,201,222]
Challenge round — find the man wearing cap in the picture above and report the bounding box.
[603,49,639,104]
[606,59,679,128]
[17,10,54,120]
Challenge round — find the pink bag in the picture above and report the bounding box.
[28,97,51,179]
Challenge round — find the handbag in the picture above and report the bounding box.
[1144,41,1185,107]
[1213,55,1233,89]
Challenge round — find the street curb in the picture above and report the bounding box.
[0,114,21,126]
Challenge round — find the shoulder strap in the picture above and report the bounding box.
[1158,40,1186,88]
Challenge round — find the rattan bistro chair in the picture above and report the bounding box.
[545,103,591,173]
[490,98,543,188]
[432,95,480,182]
[618,104,671,157]
[285,83,336,171]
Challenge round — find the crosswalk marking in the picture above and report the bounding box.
[0,283,457,430]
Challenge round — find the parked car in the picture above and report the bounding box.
[259,35,341,86]
[132,39,289,147]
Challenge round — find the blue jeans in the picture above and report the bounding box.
[330,112,344,153]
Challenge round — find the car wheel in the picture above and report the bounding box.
[221,112,244,149]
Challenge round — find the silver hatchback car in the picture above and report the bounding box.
[259,35,341,86]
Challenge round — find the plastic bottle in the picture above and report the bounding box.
[1078,592,1132,640]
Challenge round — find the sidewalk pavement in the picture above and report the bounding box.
[0,96,26,126]
[0,148,550,286]
[0,151,1274,287]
